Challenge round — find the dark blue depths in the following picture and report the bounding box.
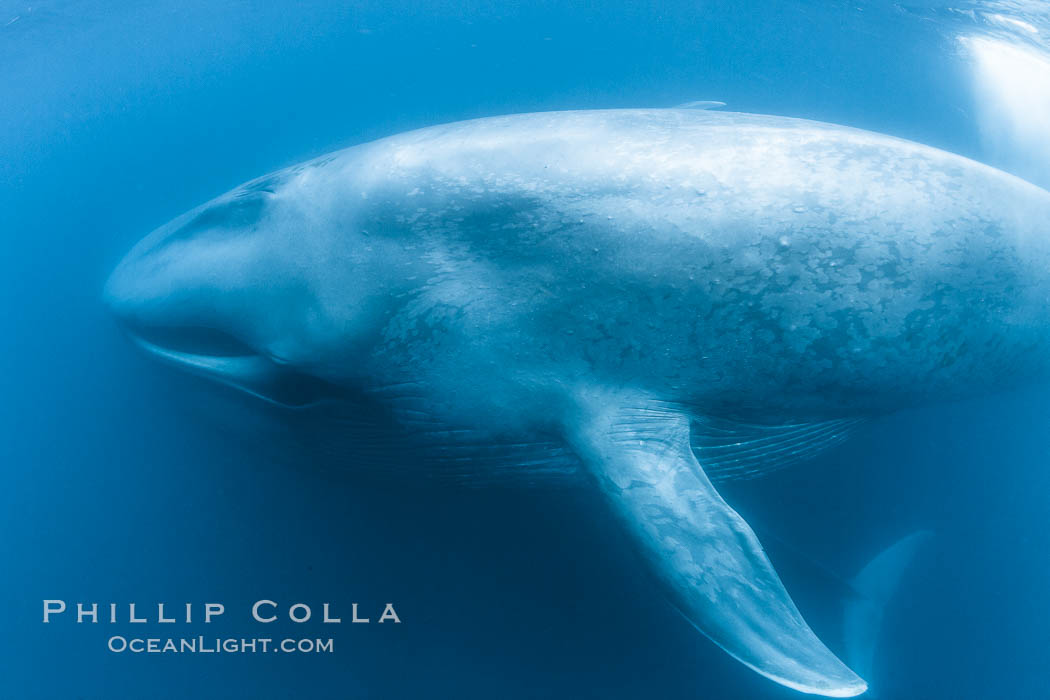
[2,1,1048,698]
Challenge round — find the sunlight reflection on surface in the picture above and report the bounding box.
[961,33,1050,188]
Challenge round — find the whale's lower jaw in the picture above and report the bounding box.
[124,328,344,409]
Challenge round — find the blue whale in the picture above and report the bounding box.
[105,109,1050,696]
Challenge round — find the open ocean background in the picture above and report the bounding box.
[3,1,1050,697]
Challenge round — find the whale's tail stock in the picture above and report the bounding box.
[843,531,934,693]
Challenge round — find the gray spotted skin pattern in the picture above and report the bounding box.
[259,109,1050,428]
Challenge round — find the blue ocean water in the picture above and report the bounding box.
[3,1,1050,698]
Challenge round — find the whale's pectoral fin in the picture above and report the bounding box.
[568,394,867,697]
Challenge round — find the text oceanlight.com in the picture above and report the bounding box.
[107,636,335,654]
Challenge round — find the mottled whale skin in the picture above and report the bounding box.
[105,109,1050,696]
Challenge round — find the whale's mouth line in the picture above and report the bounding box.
[128,322,258,359]
[120,322,343,410]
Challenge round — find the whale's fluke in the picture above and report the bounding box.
[570,392,867,697]
[844,531,933,685]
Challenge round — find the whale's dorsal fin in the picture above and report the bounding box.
[693,416,865,481]
[675,100,727,110]
[568,391,866,698]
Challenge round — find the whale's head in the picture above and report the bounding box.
[104,167,392,408]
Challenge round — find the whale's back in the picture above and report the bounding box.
[330,110,1050,423]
